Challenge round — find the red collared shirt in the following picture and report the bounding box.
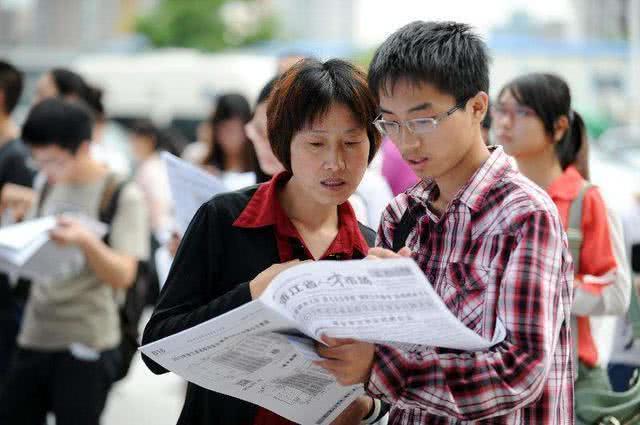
[234,171,369,262]
[372,146,574,424]
[234,171,370,425]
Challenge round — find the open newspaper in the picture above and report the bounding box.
[161,152,227,234]
[140,258,506,424]
[0,215,107,284]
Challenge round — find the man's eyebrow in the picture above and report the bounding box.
[407,102,433,113]
[379,102,433,115]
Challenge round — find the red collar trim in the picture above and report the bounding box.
[233,172,290,228]
[547,166,586,201]
[233,172,369,258]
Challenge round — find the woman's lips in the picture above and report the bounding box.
[320,178,347,191]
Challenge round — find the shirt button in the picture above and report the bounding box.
[435,224,444,233]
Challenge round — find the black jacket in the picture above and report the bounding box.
[141,185,376,425]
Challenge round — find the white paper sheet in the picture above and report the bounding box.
[0,216,57,253]
[0,215,108,284]
[261,258,506,351]
[161,152,227,234]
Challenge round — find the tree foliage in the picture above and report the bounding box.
[136,0,275,51]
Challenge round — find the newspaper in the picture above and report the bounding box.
[140,258,506,423]
[161,152,227,234]
[0,215,108,284]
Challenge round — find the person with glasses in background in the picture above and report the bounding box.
[314,22,574,424]
[493,73,631,424]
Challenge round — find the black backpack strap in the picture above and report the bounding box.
[392,209,418,252]
[36,181,52,218]
[357,222,376,247]
[98,174,128,242]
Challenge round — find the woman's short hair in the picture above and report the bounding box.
[267,58,381,172]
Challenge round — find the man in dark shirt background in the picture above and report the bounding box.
[0,60,37,389]
[0,61,35,193]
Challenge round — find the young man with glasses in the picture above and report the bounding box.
[315,21,574,424]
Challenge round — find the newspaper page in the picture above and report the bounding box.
[161,152,227,234]
[140,300,363,425]
[261,258,505,351]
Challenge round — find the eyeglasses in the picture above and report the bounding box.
[373,101,467,140]
[490,104,536,120]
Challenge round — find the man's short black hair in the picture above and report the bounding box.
[368,21,490,104]
[22,98,93,153]
[0,60,24,114]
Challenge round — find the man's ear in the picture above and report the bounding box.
[76,140,92,156]
[553,116,569,143]
[469,91,489,124]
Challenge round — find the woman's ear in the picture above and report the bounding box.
[553,116,569,143]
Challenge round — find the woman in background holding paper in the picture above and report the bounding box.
[142,59,386,425]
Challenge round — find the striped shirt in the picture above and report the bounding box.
[368,146,575,424]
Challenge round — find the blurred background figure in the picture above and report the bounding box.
[379,138,419,196]
[0,60,36,394]
[129,119,175,239]
[181,120,212,165]
[245,77,285,183]
[200,93,256,190]
[35,68,133,176]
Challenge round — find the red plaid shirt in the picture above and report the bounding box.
[369,147,575,424]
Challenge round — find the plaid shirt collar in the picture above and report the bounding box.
[406,145,512,214]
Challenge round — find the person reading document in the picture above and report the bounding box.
[314,22,575,425]
[142,59,388,425]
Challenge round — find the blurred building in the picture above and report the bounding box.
[0,0,159,48]
[572,0,629,39]
[488,34,629,123]
[270,0,355,41]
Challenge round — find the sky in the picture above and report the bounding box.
[354,0,576,45]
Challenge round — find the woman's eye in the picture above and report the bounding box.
[345,141,362,146]
[309,142,323,147]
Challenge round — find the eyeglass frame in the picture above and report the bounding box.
[489,104,537,120]
[373,99,469,139]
